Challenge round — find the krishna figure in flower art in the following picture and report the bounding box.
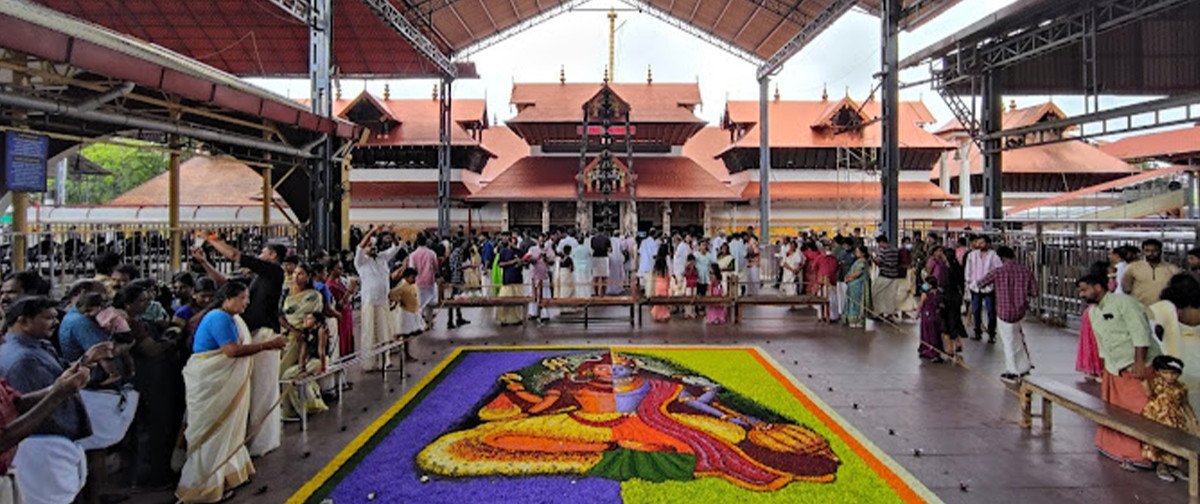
[416,351,841,490]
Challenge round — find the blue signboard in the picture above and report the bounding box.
[4,132,49,192]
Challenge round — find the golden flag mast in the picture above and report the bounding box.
[608,8,617,83]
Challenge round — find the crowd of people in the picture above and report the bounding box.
[4,222,1200,502]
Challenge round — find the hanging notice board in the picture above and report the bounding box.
[2,131,49,192]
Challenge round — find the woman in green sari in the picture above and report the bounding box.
[278,263,329,419]
[842,245,871,329]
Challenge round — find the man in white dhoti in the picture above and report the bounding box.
[638,230,661,297]
[201,234,289,457]
[355,226,402,371]
[0,297,113,504]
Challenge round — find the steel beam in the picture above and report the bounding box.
[757,0,855,81]
[758,76,770,241]
[981,70,1003,228]
[983,92,1200,149]
[310,0,333,118]
[456,0,591,58]
[438,78,452,237]
[619,0,764,66]
[266,0,315,25]
[879,0,899,241]
[360,0,458,78]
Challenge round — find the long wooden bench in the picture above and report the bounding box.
[540,296,637,327]
[1020,376,1200,498]
[733,295,827,323]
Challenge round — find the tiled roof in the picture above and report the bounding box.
[469,156,737,201]
[937,102,1073,135]
[681,127,735,183]
[1099,125,1200,161]
[740,181,956,201]
[350,181,471,203]
[108,156,281,207]
[300,93,487,147]
[934,140,1138,179]
[721,99,953,152]
[508,83,704,124]
[479,126,531,182]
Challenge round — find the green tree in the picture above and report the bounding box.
[55,143,171,205]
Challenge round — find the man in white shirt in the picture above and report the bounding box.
[354,225,402,370]
[711,230,727,256]
[638,230,661,297]
[964,235,1002,343]
[672,234,692,283]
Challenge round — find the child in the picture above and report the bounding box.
[918,276,945,363]
[1142,355,1200,482]
[650,255,672,323]
[683,254,698,319]
[281,312,331,419]
[78,292,135,386]
[390,268,424,337]
[705,263,727,325]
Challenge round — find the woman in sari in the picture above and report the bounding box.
[177,282,287,503]
[325,260,356,357]
[802,242,821,296]
[842,246,871,329]
[280,312,331,419]
[278,263,328,420]
[717,243,736,291]
[464,243,482,295]
[651,255,672,322]
[495,239,526,326]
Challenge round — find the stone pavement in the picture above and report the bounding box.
[125,305,1185,504]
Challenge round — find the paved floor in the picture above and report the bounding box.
[126,305,1188,504]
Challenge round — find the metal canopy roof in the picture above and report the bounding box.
[30,0,958,79]
[900,0,1200,95]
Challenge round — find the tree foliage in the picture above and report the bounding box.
[55,143,171,205]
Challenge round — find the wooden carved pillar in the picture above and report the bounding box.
[501,202,511,232]
[541,201,550,233]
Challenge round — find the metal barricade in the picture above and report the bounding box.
[0,222,300,294]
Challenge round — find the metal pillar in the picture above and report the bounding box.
[167,135,181,271]
[981,71,1003,229]
[437,78,452,237]
[308,0,337,252]
[757,77,770,239]
[262,165,272,226]
[879,0,900,242]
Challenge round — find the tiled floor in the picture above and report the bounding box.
[125,305,1189,504]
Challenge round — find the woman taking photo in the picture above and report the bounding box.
[176,282,287,503]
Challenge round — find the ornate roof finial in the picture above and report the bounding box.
[773,84,780,102]
[560,65,565,85]
[1009,99,1018,111]
[603,65,609,85]
[821,83,828,102]
[383,82,390,101]
[647,65,653,85]
[844,85,850,98]
[432,83,438,101]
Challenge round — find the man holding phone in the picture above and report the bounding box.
[355,226,402,370]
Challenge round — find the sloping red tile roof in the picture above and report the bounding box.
[508,83,704,124]
[681,127,734,183]
[108,156,282,207]
[740,181,955,201]
[479,126,531,182]
[721,99,953,152]
[1099,125,1200,161]
[934,141,1138,179]
[300,94,487,147]
[937,102,1073,136]
[1004,165,1196,215]
[469,156,737,201]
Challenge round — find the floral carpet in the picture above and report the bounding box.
[287,346,942,504]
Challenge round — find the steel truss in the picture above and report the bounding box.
[456,0,592,58]
[984,92,1200,151]
[437,78,452,236]
[359,0,459,78]
[757,0,854,80]
[620,0,764,66]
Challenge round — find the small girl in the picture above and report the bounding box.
[683,254,698,319]
[918,276,945,363]
[78,292,136,386]
[390,268,424,337]
[705,263,727,325]
[1142,355,1200,482]
[650,255,672,323]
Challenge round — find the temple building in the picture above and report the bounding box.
[934,102,1139,217]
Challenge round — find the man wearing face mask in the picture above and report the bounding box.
[1123,239,1180,308]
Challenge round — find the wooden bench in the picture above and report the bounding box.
[1020,377,1200,498]
[540,296,638,327]
[733,295,827,323]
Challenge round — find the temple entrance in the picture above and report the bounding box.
[672,202,704,236]
[549,202,576,231]
[637,202,664,232]
[508,202,542,232]
[592,201,620,232]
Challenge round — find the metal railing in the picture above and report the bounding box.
[0,222,301,293]
[904,218,1200,325]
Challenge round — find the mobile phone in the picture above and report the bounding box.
[193,237,206,249]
